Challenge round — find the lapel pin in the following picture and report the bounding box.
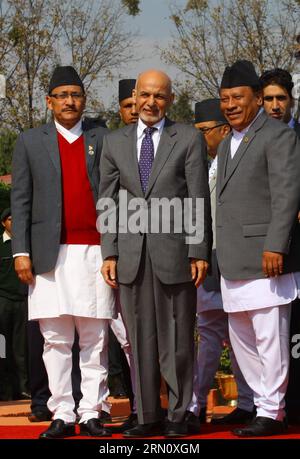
[88,145,94,155]
[244,136,249,143]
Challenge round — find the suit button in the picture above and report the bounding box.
[218,201,222,205]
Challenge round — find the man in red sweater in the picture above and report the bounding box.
[11,66,115,439]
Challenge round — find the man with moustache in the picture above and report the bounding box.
[99,69,212,437]
[216,60,300,436]
[11,66,115,439]
[260,68,300,425]
[187,99,254,426]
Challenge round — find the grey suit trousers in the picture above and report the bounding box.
[119,241,196,424]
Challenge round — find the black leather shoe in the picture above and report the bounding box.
[123,422,163,438]
[199,407,207,423]
[39,419,76,439]
[119,413,138,431]
[185,412,200,434]
[80,418,112,437]
[99,410,112,423]
[211,407,254,425]
[164,421,188,437]
[109,374,127,398]
[28,409,52,422]
[232,416,287,437]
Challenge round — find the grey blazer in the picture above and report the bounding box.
[202,168,220,292]
[11,121,106,274]
[99,118,212,285]
[216,111,300,280]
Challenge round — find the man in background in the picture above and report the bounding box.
[260,68,300,425]
[0,208,28,401]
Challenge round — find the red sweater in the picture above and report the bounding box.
[57,132,100,245]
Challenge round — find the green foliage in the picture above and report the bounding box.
[0,130,17,175]
[0,181,11,216]
[219,346,232,374]
[167,91,193,123]
[121,0,141,16]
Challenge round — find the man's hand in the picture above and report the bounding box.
[262,251,284,277]
[101,257,118,289]
[190,259,209,288]
[14,256,34,284]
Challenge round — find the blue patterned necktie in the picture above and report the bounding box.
[138,126,156,194]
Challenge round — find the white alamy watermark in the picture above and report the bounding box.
[97,191,205,245]
[0,74,6,99]
[0,334,6,359]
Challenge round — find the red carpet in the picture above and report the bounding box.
[0,424,300,439]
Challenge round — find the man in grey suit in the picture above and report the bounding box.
[217,60,300,436]
[260,68,300,425]
[187,99,254,425]
[11,66,115,439]
[99,69,212,437]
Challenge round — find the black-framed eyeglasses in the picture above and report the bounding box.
[198,123,227,134]
[49,92,85,100]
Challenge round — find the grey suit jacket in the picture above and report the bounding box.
[202,168,220,292]
[294,120,300,139]
[11,120,106,274]
[216,111,300,280]
[99,118,212,285]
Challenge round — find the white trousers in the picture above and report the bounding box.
[109,313,137,413]
[228,304,291,421]
[188,309,253,415]
[39,315,109,423]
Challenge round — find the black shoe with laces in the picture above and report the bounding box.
[39,419,76,439]
[119,413,138,431]
[80,418,112,437]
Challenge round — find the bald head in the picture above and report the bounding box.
[133,69,174,126]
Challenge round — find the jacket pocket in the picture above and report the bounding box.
[242,223,269,237]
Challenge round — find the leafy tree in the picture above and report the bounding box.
[167,90,194,123]
[0,0,137,131]
[121,0,141,16]
[0,130,17,175]
[162,0,300,100]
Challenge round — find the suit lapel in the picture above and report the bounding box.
[219,111,267,195]
[217,136,231,196]
[83,125,97,177]
[145,120,177,198]
[123,124,144,197]
[42,122,61,176]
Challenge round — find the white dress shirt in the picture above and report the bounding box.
[221,109,297,312]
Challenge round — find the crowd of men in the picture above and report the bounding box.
[0,58,299,439]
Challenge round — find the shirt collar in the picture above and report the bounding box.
[3,231,11,242]
[54,119,83,143]
[137,117,165,139]
[232,108,264,139]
